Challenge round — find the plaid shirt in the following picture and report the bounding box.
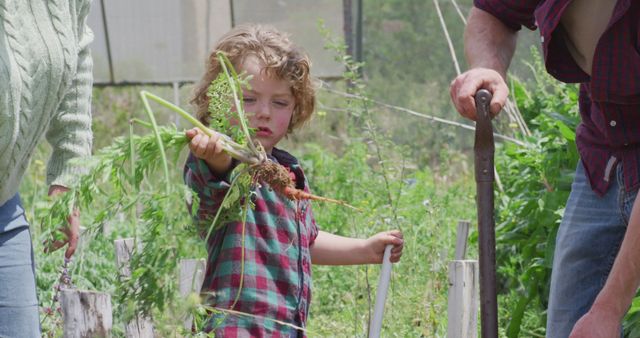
[184,148,318,337]
[475,0,640,196]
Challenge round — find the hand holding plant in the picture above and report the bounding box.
[150,52,359,210]
[44,185,81,259]
[185,127,233,176]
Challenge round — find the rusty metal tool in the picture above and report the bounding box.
[474,89,498,338]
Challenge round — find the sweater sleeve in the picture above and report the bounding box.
[45,0,94,187]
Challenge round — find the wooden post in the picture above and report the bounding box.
[447,260,479,338]
[179,259,207,330]
[61,289,112,337]
[447,220,479,338]
[454,221,471,260]
[114,238,154,337]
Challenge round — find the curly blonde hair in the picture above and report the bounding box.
[190,24,315,134]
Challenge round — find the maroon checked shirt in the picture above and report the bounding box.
[475,0,640,196]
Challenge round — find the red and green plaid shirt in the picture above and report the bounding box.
[475,0,640,196]
[184,148,318,337]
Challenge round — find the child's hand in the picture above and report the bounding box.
[186,128,232,174]
[365,230,404,264]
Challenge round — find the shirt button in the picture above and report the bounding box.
[540,36,544,43]
[610,120,617,127]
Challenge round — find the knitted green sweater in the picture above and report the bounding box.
[0,0,93,206]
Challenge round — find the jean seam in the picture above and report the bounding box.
[600,223,625,290]
[616,163,630,223]
[601,176,629,290]
[617,181,628,225]
[616,161,639,223]
[596,166,626,291]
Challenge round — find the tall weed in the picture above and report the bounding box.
[495,50,579,337]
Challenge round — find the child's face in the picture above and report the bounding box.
[238,56,295,154]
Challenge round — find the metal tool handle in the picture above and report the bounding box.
[369,244,393,338]
[473,89,498,338]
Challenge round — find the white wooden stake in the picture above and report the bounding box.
[447,220,479,338]
[114,238,154,337]
[454,220,470,260]
[369,244,393,338]
[179,258,207,330]
[61,289,112,337]
[447,260,479,338]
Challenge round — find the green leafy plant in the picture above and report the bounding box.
[38,52,362,334]
[38,53,265,332]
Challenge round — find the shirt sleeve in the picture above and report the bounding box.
[306,205,319,246]
[474,0,540,31]
[293,164,319,246]
[184,153,234,224]
[45,0,94,187]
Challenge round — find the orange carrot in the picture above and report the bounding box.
[279,186,361,211]
[251,160,360,211]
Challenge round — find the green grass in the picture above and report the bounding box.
[300,142,475,337]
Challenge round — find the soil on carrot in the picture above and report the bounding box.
[251,160,360,211]
[252,160,294,194]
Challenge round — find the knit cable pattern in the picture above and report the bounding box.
[0,0,34,181]
[48,0,75,97]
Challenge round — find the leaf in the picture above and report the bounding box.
[506,274,539,338]
[554,120,576,141]
[545,111,578,130]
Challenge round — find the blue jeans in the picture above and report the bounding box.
[546,161,633,337]
[0,194,40,337]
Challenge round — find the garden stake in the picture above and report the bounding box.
[474,89,498,338]
[368,244,393,338]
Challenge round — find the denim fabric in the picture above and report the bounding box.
[0,194,40,337]
[546,161,633,337]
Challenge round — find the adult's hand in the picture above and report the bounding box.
[569,189,640,338]
[568,308,620,338]
[45,185,80,259]
[449,67,509,120]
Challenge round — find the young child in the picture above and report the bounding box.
[184,24,404,336]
